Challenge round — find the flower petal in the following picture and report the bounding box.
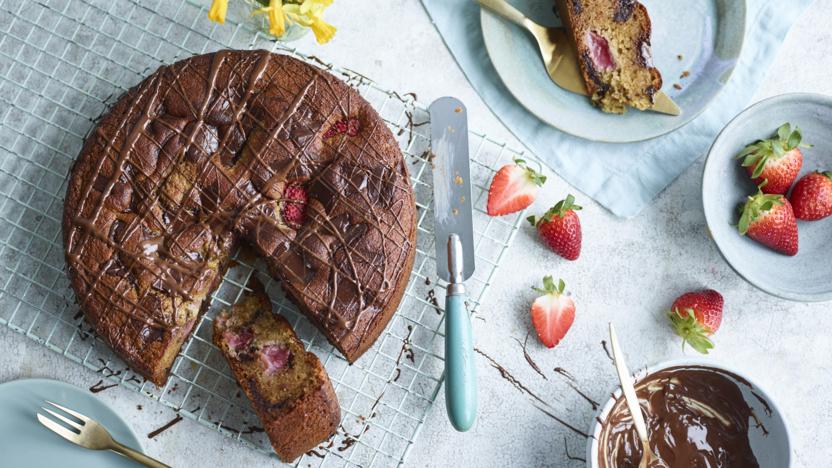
[208,0,228,24]
[310,18,336,44]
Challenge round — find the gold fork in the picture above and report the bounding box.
[37,400,170,468]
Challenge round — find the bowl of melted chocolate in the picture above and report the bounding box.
[588,360,791,468]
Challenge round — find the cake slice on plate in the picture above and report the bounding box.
[555,0,663,113]
[213,283,340,462]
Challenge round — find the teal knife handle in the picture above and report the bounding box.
[444,291,476,431]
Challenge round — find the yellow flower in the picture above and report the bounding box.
[208,0,228,24]
[309,18,336,44]
[253,0,287,37]
[284,0,336,44]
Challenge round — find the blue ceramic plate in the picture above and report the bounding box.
[703,93,832,302]
[0,378,143,467]
[480,0,746,143]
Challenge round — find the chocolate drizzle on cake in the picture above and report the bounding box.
[62,50,417,386]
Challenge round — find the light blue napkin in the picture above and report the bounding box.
[421,0,811,217]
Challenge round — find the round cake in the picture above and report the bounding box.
[62,50,417,386]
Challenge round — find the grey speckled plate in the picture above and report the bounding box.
[703,93,832,302]
[0,379,143,468]
[481,0,746,143]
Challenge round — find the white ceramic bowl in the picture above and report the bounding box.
[586,358,791,467]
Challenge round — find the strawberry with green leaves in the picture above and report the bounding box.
[667,289,723,354]
[738,184,799,256]
[789,171,832,221]
[486,158,547,216]
[530,276,575,349]
[735,123,810,194]
[527,194,582,261]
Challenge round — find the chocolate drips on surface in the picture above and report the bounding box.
[600,340,613,361]
[598,366,760,468]
[89,379,118,393]
[147,414,183,438]
[564,436,586,462]
[514,334,547,380]
[552,367,599,411]
[426,288,442,315]
[474,348,589,438]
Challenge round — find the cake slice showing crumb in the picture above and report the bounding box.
[213,282,340,462]
[555,0,663,113]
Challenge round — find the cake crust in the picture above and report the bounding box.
[62,50,417,386]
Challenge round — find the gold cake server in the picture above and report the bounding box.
[477,0,681,116]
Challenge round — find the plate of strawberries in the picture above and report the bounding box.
[702,93,832,301]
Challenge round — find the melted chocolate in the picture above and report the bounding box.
[598,366,760,468]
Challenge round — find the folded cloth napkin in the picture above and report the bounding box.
[421,0,811,217]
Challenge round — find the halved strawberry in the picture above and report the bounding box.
[789,171,832,221]
[486,158,546,216]
[530,276,575,348]
[527,194,582,261]
[735,123,810,194]
[737,185,798,256]
[667,289,723,354]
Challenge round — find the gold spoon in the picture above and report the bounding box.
[609,323,660,468]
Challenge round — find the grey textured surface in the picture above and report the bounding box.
[2,0,831,467]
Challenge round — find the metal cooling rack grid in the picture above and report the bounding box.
[0,0,534,465]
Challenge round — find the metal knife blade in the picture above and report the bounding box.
[548,28,681,116]
[428,97,475,283]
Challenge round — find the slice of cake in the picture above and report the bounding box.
[213,284,340,462]
[555,0,663,113]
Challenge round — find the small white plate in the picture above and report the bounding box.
[0,378,144,468]
[480,0,746,142]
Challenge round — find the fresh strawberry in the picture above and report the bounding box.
[530,276,575,348]
[735,123,810,194]
[527,194,582,260]
[737,185,798,256]
[281,182,308,227]
[789,171,832,221]
[486,158,546,216]
[667,289,723,354]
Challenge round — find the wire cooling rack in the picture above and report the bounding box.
[0,0,532,465]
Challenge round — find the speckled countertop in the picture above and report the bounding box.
[2,1,831,467]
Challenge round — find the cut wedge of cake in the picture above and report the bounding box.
[555,0,663,113]
[213,284,340,461]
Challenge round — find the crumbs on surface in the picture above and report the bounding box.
[680,70,690,79]
[453,174,464,185]
[673,83,683,90]
[454,107,462,113]
[677,54,684,60]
